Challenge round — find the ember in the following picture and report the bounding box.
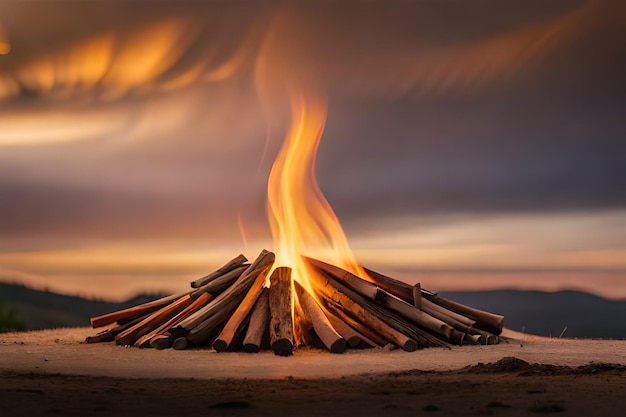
[87,251,504,354]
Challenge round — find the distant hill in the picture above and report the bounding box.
[1,282,624,339]
[0,282,162,331]
[440,290,626,339]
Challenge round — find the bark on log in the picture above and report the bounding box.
[243,289,270,353]
[294,282,346,353]
[115,295,193,346]
[190,254,248,288]
[268,267,294,356]
[322,301,386,346]
[213,266,271,352]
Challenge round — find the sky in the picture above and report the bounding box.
[1,0,625,300]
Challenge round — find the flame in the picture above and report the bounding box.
[266,86,368,292]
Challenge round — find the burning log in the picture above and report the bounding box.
[269,267,294,356]
[294,282,346,353]
[87,250,504,355]
[243,289,270,353]
[308,268,418,352]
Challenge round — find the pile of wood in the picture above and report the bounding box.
[87,250,504,355]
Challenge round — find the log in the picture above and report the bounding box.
[305,257,378,299]
[190,254,248,288]
[189,265,249,298]
[322,301,386,346]
[294,282,346,353]
[90,291,189,328]
[114,295,193,346]
[243,289,270,353]
[422,293,504,335]
[308,257,453,342]
[325,313,375,348]
[373,288,454,340]
[268,267,294,356]
[134,292,212,348]
[308,270,418,351]
[178,249,275,333]
[86,313,153,343]
[213,265,271,352]
[413,283,422,309]
[364,266,504,334]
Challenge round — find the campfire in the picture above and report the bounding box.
[86,10,504,355]
[87,251,503,354]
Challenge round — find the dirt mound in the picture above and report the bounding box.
[462,357,626,376]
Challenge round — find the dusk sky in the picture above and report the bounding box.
[1,0,625,300]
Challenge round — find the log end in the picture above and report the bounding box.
[150,335,173,350]
[243,343,261,353]
[271,339,293,356]
[401,339,419,352]
[329,338,347,354]
[213,339,229,353]
[346,336,362,348]
[172,337,189,350]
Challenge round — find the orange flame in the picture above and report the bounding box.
[266,86,368,292]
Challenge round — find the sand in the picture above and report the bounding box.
[1,328,625,416]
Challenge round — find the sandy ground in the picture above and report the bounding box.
[1,328,625,416]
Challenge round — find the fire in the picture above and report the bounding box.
[266,87,368,293]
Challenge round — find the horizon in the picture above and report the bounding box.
[1,1,625,302]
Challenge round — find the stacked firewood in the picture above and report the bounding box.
[87,250,504,355]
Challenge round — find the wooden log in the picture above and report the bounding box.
[294,282,346,353]
[413,282,422,309]
[190,265,248,298]
[243,289,270,353]
[115,295,193,346]
[268,267,294,356]
[178,250,275,334]
[373,288,454,340]
[364,266,504,335]
[308,257,452,342]
[322,301,386,346]
[305,257,378,299]
[190,254,248,288]
[90,291,189,328]
[308,270,418,351]
[421,293,504,335]
[86,313,153,343]
[134,292,212,348]
[325,311,375,348]
[213,265,271,352]
[422,298,475,328]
